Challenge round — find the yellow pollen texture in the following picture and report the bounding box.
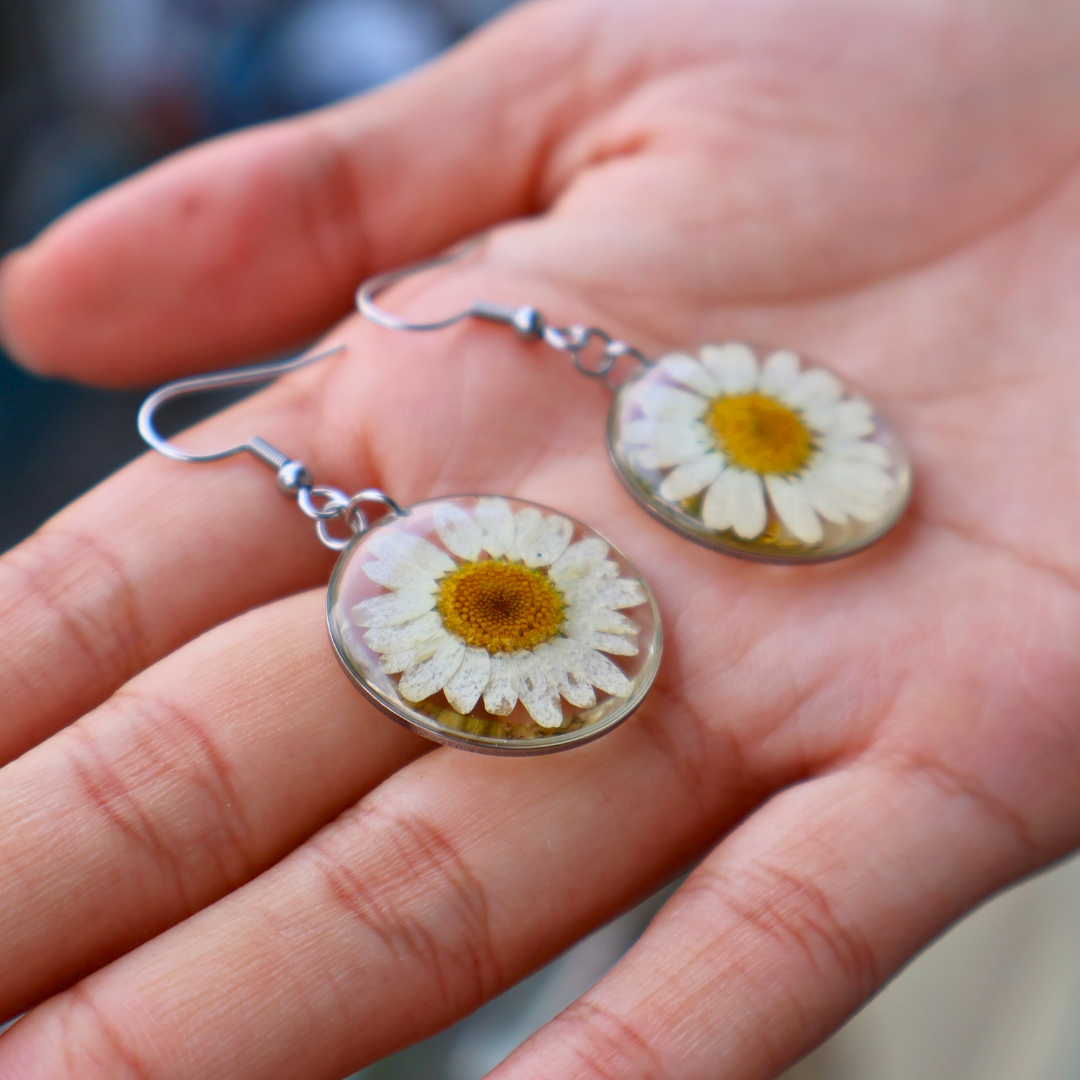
[437,560,564,654]
[708,392,814,474]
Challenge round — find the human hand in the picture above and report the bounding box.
[1,0,1080,1077]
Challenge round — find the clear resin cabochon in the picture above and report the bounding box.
[608,343,912,563]
[328,496,662,754]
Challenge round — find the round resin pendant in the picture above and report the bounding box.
[327,495,662,754]
[608,343,911,563]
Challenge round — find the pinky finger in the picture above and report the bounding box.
[488,761,1044,1080]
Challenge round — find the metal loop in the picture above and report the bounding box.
[315,518,354,552]
[543,325,619,379]
[297,485,349,521]
[345,489,406,529]
[313,488,406,551]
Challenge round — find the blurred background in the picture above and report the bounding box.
[0,0,509,549]
[2,1,1080,1078]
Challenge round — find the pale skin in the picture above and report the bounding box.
[0,0,1079,1075]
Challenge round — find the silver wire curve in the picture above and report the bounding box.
[356,241,651,390]
[137,343,346,463]
[137,343,406,551]
[356,241,486,332]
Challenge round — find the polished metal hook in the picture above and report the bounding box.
[137,343,346,467]
[356,240,651,388]
[137,342,405,551]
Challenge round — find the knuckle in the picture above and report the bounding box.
[0,528,148,721]
[879,749,1040,856]
[50,984,154,1080]
[63,689,257,915]
[307,798,504,1015]
[292,123,369,295]
[548,997,669,1080]
[692,857,881,998]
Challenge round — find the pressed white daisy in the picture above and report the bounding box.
[350,498,646,729]
[624,344,896,546]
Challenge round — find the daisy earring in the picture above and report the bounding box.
[359,250,912,564]
[138,349,661,755]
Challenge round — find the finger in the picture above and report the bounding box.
[0,371,338,764]
[0,588,426,1021]
[0,275,621,764]
[0,522,1071,1079]
[489,762,1054,1080]
[0,0,596,385]
[0,686,760,1079]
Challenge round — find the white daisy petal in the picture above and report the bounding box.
[482,653,518,716]
[550,638,632,698]
[379,629,452,675]
[507,507,541,562]
[701,470,736,531]
[534,642,596,709]
[378,648,418,675]
[433,502,482,562]
[781,367,844,410]
[511,651,564,728]
[515,511,573,568]
[565,608,640,638]
[759,349,801,395]
[799,470,850,524]
[632,429,715,469]
[764,475,824,545]
[563,622,639,656]
[803,462,892,522]
[813,458,895,501]
[549,537,610,585]
[658,451,724,501]
[701,468,767,538]
[659,352,720,397]
[473,496,515,558]
[820,437,892,468]
[351,588,436,628]
[361,559,438,593]
[624,417,710,444]
[398,636,467,702]
[805,398,875,438]
[639,384,710,421]
[731,470,768,539]
[362,610,444,653]
[700,343,758,393]
[561,575,647,610]
[367,532,456,576]
[442,647,491,715]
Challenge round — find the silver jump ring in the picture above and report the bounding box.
[345,489,406,533]
[298,485,349,521]
[315,518,352,552]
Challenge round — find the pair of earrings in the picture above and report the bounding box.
[140,247,911,755]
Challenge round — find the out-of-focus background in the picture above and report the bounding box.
[2,2,1080,1078]
[0,0,509,550]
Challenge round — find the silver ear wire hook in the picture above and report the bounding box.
[137,343,346,466]
[356,241,651,388]
[138,342,403,550]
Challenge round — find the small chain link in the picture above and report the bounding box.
[541,324,649,384]
[294,483,404,551]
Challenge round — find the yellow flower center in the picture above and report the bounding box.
[437,560,564,654]
[707,392,814,474]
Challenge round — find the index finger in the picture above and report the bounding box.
[0,0,594,386]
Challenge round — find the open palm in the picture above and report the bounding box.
[2,0,1080,1076]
